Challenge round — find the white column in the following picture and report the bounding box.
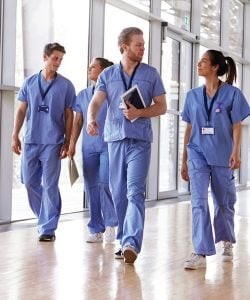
[220,0,230,51]
[0,0,17,222]
[88,0,105,59]
[146,0,162,201]
[241,4,250,185]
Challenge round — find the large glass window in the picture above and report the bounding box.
[200,0,221,45]
[159,37,180,194]
[161,0,191,31]
[12,0,89,220]
[121,0,150,12]
[104,4,149,64]
[160,36,191,196]
[229,0,243,55]
[15,0,88,92]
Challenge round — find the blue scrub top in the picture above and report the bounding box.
[18,72,76,145]
[182,83,250,167]
[74,85,107,153]
[95,63,166,143]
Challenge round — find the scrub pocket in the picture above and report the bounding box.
[188,158,211,202]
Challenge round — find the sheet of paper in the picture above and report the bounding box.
[68,158,79,186]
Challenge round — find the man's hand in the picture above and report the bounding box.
[60,143,69,159]
[181,161,189,181]
[11,136,22,155]
[87,120,99,136]
[123,101,140,121]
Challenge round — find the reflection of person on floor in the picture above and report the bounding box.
[181,49,250,270]
[11,43,76,242]
[87,27,166,264]
[115,265,143,299]
[68,57,118,243]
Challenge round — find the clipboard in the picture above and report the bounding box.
[68,158,79,186]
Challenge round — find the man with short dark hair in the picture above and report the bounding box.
[12,42,76,242]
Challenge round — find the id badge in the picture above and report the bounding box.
[38,105,49,113]
[201,127,214,135]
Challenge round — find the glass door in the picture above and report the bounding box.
[158,33,192,199]
[159,37,180,198]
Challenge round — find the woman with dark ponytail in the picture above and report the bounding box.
[68,57,118,243]
[181,49,250,270]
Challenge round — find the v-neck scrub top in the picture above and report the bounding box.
[95,63,166,143]
[182,83,250,167]
[74,85,107,153]
[18,72,76,144]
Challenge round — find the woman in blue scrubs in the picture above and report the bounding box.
[181,49,250,270]
[87,27,167,264]
[68,57,117,243]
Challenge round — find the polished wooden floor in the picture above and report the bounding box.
[0,189,250,300]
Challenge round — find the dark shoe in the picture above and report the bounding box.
[114,248,124,259]
[39,234,56,242]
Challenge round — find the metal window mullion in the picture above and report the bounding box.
[0,0,3,83]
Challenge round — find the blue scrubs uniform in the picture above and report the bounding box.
[95,63,166,253]
[74,86,117,234]
[18,72,75,235]
[182,83,250,255]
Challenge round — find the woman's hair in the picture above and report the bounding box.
[94,57,113,70]
[43,42,66,56]
[206,50,237,85]
[118,27,143,54]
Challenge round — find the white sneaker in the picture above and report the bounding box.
[86,232,103,243]
[104,226,116,243]
[222,241,233,261]
[184,253,206,270]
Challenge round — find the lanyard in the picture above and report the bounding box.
[203,81,221,124]
[38,70,57,101]
[119,62,140,91]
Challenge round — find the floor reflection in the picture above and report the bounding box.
[0,189,250,299]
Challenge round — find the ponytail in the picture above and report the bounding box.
[206,50,237,85]
[94,57,114,70]
[224,56,237,85]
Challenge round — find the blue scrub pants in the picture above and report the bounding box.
[108,138,151,253]
[188,149,236,256]
[82,149,117,234]
[21,144,62,235]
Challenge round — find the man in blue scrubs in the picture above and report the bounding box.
[12,43,76,242]
[87,27,167,263]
